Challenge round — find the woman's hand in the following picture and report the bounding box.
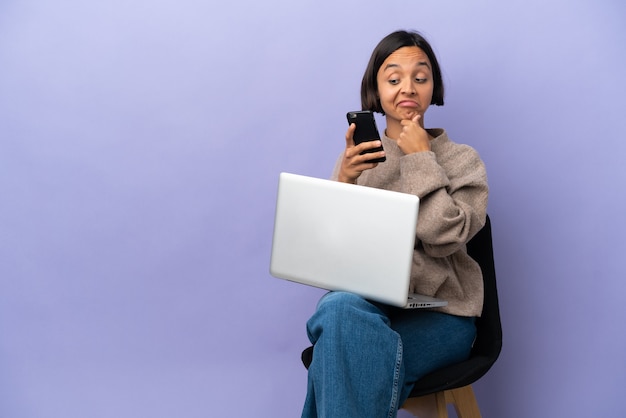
[397,114,431,154]
[337,123,385,184]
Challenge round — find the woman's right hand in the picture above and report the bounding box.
[337,123,385,184]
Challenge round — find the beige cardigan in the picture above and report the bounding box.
[331,129,489,317]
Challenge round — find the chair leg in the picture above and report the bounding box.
[401,391,447,418]
[446,385,481,418]
[401,385,481,418]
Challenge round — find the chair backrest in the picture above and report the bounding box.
[466,214,502,361]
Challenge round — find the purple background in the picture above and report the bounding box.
[1,1,625,417]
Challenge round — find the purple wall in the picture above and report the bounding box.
[2,1,625,417]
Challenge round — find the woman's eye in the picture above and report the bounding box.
[415,77,427,83]
[388,79,399,85]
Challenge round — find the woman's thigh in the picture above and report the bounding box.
[391,310,476,383]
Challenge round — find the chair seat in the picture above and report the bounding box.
[301,345,313,369]
[302,346,493,399]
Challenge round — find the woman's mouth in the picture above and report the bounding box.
[397,100,419,108]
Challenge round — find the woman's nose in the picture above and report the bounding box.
[401,78,416,94]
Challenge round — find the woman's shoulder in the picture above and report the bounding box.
[429,129,484,167]
[429,128,477,151]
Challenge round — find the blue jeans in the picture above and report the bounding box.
[301,292,476,418]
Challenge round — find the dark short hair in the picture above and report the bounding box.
[361,30,445,113]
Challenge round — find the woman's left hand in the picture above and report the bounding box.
[397,114,431,154]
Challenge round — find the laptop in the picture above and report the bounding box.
[269,172,447,309]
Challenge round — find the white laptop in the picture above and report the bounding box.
[269,172,447,309]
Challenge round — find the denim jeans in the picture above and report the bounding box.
[301,291,476,418]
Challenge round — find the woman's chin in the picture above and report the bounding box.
[400,109,420,121]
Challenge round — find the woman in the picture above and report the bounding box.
[301,30,489,418]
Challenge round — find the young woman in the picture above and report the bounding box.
[301,30,489,418]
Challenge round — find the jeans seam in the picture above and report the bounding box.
[388,337,403,418]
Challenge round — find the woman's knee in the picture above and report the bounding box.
[317,291,365,310]
[307,292,390,341]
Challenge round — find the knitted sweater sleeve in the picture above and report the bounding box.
[398,141,488,258]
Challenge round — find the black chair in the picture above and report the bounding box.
[301,215,502,418]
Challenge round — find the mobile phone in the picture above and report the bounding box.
[346,110,386,163]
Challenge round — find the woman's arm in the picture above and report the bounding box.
[398,144,488,257]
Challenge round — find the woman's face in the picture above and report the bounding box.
[376,46,434,128]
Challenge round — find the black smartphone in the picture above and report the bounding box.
[346,110,386,163]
